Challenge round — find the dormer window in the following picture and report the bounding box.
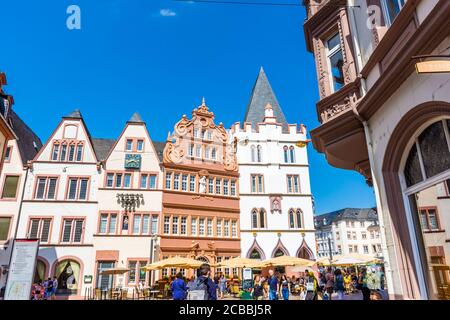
[326,33,344,93]
[126,139,133,151]
[137,139,144,152]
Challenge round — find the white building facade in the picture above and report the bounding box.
[231,68,316,264]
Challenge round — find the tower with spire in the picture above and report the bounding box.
[230,67,316,264]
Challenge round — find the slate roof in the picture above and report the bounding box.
[128,112,145,124]
[152,141,165,162]
[91,138,116,161]
[244,67,289,132]
[9,111,43,165]
[314,208,378,229]
[64,109,82,119]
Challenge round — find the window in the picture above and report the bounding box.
[251,174,264,193]
[68,144,75,162]
[60,143,67,161]
[208,178,214,194]
[165,172,172,189]
[207,218,213,236]
[61,218,84,243]
[191,218,197,236]
[76,144,83,161]
[28,218,52,243]
[381,0,406,26]
[173,173,180,190]
[99,213,117,234]
[2,175,19,199]
[189,175,196,192]
[188,144,194,156]
[132,214,142,234]
[336,231,340,240]
[217,219,222,237]
[128,261,137,283]
[181,174,188,191]
[115,174,122,188]
[224,220,230,237]
[361,232,367,240]
[195,145,201,158]
[360,221,365,228]
[337,245,342,254]
[256,145,262,162]
[232,220,237,238]
[352,232,357,240]
[215,178,221,194]
[207,131,212,140]
[137,140,144,152]
[0,217,11,241]
[289,210,295,229]
[205,146,210,159]
[4,146,11,162]
[106,173,114,188]
[193,128,199,138]
[67,177,89,200]
[296,210,302,228]
[181,217,187,235]
[230,180,236,196]
[52,143,60,161]
[124,173,132,188]
[223,179,229,196]
[199,218,205,236]
[211,148,217,160]
[347,231,351,240]
[151,216,158,235]
[326,33,344,93]
[35,177,57,200]
[252,210,258,229]
[289,146,295,163]
[259,209,266,228]
[164,216,170,234]
[283,146,289,163]
[419,208,440,231]
[363,245,369,254]
[287,175,300,193]
[126,139,133,151]
[172,216,179,235]
[251,145,256,162]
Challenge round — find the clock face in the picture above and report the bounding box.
[125,154,141,169]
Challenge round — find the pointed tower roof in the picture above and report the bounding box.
[244,67,288,131]
[64,109,82,119]
[127,112,145,124]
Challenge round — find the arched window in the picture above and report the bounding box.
[249,249,261,260]
[34,259,47,284]
[289,210,295,229]
[274,249,285,257]
[259,209,266,229]
[283,146,289,163]
[296,209,303,228]
[257,145,262,162]
[251,209,258,229]
[289,146,295,163]
[54,259,81,295]
[404,119,450,187]
[251,145,256,162]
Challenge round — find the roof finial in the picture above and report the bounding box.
[166,131,171,142]
[202,97,206,106]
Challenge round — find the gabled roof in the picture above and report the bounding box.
[244,67,289,132]
[314,208,378,228]
[9,111,43,165]
[152,141,165,162]
[127,112,145,124]
[91,138,116,161]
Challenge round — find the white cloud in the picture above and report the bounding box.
[160,9,177,17]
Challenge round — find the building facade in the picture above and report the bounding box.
[303,0,450,299]
[314,208,382,259]
[161,99,240,278]
[231,68,316,264]
[0,73,42,289]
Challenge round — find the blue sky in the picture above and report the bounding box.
[0,0,375,214]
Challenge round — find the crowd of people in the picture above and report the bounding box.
[31,277,58,300]
[164,263,386,301]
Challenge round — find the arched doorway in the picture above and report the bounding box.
[34,259,48,284]
[296,240,314,260]
[53,259,82,295]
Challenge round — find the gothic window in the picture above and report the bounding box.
[259,209,266,229]
[289,146,295,163]
[289,210,295,229]
[274,249,285,257]
[283,146,289,163]
[251,145,256,162]
[404,120,450,188]
[257,145,262,162]
[251,210,258,229]
[296,209,303,229]
[249,249,261,260]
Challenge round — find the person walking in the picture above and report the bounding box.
[267,270,279,300]
[187,264,217,300]
[305,271,318,300]
[334,269,345,300]
[171,272,188,300]
[324,267,334,300]
[44,278,53,300]
[359,267,371,300]
[218,274,227,299]
[51,277,58,300]
[252,275,265,300]
[280,275,290,301]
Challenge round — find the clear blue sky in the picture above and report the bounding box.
[0,0,375,214]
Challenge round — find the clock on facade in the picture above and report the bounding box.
[124,154,142,169]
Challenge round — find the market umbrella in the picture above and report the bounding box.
[316,256,334,266]
[331,254,381,266]
[141,257,212,271]
[100,267,130,275]
[217,257,261,268]
[257,256,315,268]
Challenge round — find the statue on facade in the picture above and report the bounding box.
[199,176,207,194]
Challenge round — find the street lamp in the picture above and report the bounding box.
[328,235,333,261]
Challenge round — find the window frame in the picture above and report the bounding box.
[34,176,59,200]
[1,174,21,200]
[66,176,90,201]
[27,217,53,243]
[325,32,345,94]
[59,217,85,244]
